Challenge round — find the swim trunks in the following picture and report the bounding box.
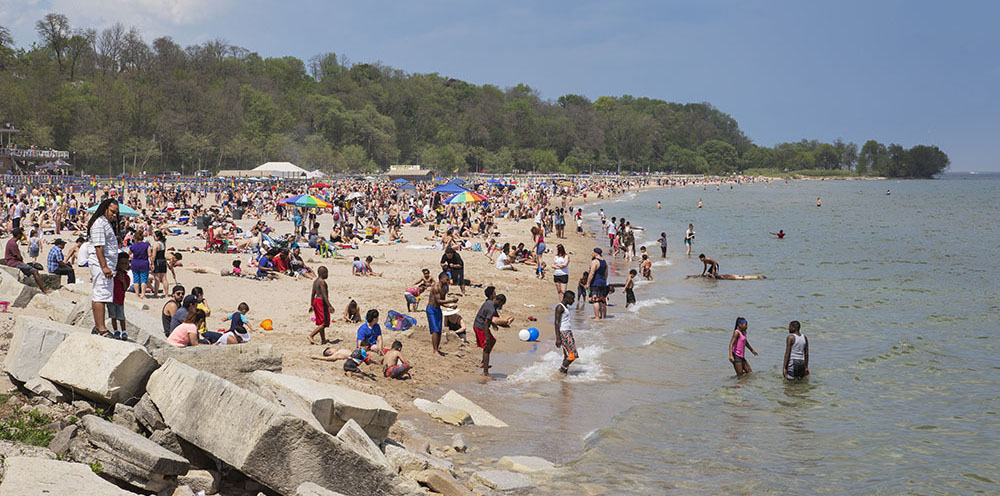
[425,305,443,334]
[473,326,496,352]
[787,359,806,379]
[385,362,412,379]
[312,297,330,326]
[625,288,636,305]
[559,329,577,361]
[588,285,608,303]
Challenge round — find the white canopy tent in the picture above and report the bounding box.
[251,162,309,178]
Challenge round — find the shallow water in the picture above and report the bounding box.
[438,174,999,495]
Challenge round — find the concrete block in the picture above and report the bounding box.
[336,419,390,470]
[471,470,534,492]
[3,316,84,383]
[178,469,221,495]
[71,415,190,492]
[498,455,556,473]
[439,390,507,427]
[146,358,409,496]
[413,398,471,426]
[0,456,140,495]
[152,342,281,387]
[39,333,158,404]
[296,482,348,496]
[413,470,476,496]
[250,371,396,441]
[66,300,171,351]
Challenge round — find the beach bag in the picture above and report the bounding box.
[385,310,417,331]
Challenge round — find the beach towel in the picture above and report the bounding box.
[385,310,418,331]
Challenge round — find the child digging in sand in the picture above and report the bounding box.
[383,340,412,379]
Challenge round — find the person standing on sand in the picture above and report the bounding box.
[309,266,335,345]
[685,224,695,257]
[728,317,758,376]
[584,247,608,320]
[782,320,809,380]
[426,271,459,356]
[552,244,570,300]
[554,290,578,374]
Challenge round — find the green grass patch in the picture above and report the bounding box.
[0,408,55,447]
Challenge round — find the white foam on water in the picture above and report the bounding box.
[627,297,672,312]
[632,279,652,287]
[508,345,610,384]
[641,240,658,248]
[652,259,672,266]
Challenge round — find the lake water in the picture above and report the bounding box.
[434,174,999,495]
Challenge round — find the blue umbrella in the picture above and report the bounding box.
[391,178,410,184]
[86,204,140,217]
[431,183,469,194]
[486,178,503,184]
[449,177,466,185]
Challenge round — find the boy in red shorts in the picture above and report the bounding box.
[308,266,335,345]
[473,287,514,377]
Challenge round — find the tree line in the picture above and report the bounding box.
[0,15,949,178]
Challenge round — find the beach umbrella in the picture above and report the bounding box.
[309,182,331,189]
[277,194,332,208]
[431,182,469,194]
[391,178,410,184]
[345,192,365,200]
[86,204,140,217]
[486,178,503,184]
[449,177,466,185]
[445,191,488,204]
[399,182,416,190]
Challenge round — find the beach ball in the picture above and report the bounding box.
[260,319,273,331]
[519,327,540,342]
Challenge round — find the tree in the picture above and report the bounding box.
[904,145,949,178]
[858,140,887,175]
[66,29,95,80]
[813,143,840,170]
[698,140,738,175]
[834,139,858,171]
[0,25,12,47]
[36,13,71,72]
[887,143,906,177]
[741,146,775,170]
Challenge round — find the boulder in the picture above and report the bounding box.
[0,456,140,495]
[296,482,348,496]
[65,300,171,350]
[146,358,408,496]
[438,390,508,427]
[0,269,40,307]
[384,443,454,475]
[112,404,141,432]
[471,470,534,492]
[24,291,77,317]
[413,470,476,496]
[134,393,168,432]
[249,371,396,441]
[336,419,390,469]
[0,265,62,291]
[24,376,70,403]
[70,415,190,493]
[38,333,158,404]
[0,439,57,461]
[152,342,281,387]
[413,398,471,426]
[498,455,556,473]
[3,317,83,383]
[172,485,196,496]
[48,424,78,455]
[178,469,221,495]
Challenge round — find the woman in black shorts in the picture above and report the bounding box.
[151,230,168,297]
[552,244,570,299]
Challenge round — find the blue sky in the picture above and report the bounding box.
[2,0,997,171]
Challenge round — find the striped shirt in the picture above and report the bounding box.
[87,216,118,267]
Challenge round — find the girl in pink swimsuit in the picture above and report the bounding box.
[728,317,758,376]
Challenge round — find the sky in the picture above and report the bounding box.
[1,0,997,171]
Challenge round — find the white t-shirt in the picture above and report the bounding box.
[553,255,568,276]
[496,252,510,269]
[87,216,119,267]
[77,242,90,266]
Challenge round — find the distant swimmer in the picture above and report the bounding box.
[685,224,695,257]
[698,253,719,280]
[770,230,786,239]
[728,317,758,376]
[886,189,891,195]
[658,232,668,258]
[698,199,703,208]
[816,197,822,207]
[782,320,809,380]
[657,201,661,209]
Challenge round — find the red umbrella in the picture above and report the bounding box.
[310,182,331,189]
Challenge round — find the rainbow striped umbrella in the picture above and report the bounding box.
[277,194,332,208]
[444,191,488,204]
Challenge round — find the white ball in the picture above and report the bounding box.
[518,329,531,341]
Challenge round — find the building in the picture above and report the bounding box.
[387,165,433,182]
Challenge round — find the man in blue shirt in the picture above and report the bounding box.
[257,251,278,279]
[356,309,383,355]
[47,238,76,283]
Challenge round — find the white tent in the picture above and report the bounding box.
[306,169,326,179]
[251,162,308,178]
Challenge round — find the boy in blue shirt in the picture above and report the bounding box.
[356,309,383,355]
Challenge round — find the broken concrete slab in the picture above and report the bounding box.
[471,470,534,492]
[152,342,281,387]
[24,291,77,317]
[438,390,508,427]
[3,317,84,384]
[64,299,170,350]
[178,469,221,495]
[413,470,476,496]
[498,455,556,473]
[336,419,390,470]
[0,269,40,307]
[250,370,396,441]
[135,393,168,432]
[0,265,62,291]
[146,358,409,496]
[39,333,158,404]
[48,424,78,455]
[71,415,190,493]
[0,456,140,495]
[384,443,454,475]
[413,398,471,426]
[112,404,141,432]
[24,376,70,403]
